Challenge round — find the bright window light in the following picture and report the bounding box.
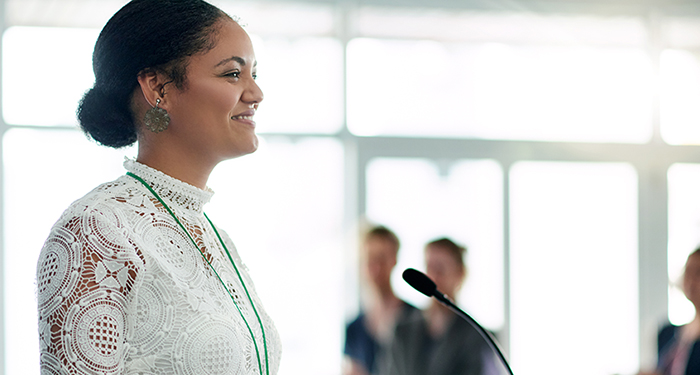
[2,26,98,126]
[251,35,344,134]
[205,137,346,375]
[660,50,700,145]
[667,164,700,325]
[216,0,335,37]
[347,39,653,142]
[365,158,504,330]
[3,128,135,375]
[663,17,700,50]
[5,0,125,28]
[509,161,639,375]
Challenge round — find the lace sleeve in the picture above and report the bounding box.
[36,204,143,374]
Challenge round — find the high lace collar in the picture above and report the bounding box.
[124,158,215,214]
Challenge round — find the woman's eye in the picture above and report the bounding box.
[225,71,240,78]
[252,73,258,80]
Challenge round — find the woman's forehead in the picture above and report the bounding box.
[210,21,256,61]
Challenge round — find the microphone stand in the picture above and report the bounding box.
[432,291,514,375]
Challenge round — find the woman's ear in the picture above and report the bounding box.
[136,70,170,110]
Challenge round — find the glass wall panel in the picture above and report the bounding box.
[663,17,700,50]
[208,137,346,375]
[667,163,700,325]
[347,39,653,143]
[509,162,639,375]
[2,26,98,126]
[660,50,700,145]
[252,36,344,134]
[3,128,135,375]
[365,158,504,330]
[5,0,125,28]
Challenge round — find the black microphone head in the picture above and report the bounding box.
[402,268,437,297]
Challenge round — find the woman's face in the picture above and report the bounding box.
[165,19,263,163]
[683,253,700,308]
[425,245,465,299]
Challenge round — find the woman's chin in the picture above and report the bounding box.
[227,140,259,160]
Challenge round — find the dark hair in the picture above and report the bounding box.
[426,237,466,269]
[77,0,231,148]
[364,225,401,255]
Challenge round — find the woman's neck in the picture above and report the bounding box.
[137,146,216,190]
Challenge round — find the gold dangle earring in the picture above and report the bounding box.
[143,98,170,133]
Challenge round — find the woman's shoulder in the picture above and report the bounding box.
[43,175,147,257]
[80,174,141,204]
[54,174,145,222]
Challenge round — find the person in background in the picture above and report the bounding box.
[35,1,281,374]
[344,226,417,375]
[381,237,488,375]
[640,248,700,375]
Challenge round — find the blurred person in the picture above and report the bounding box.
[34,1,281,374]
[639,248,700,375]
[344,226,418,375]
[381,237,489,375]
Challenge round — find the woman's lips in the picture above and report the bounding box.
[231,109,256,125]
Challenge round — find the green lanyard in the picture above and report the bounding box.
[127,172,269,375]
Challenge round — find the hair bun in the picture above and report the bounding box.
[77,86,137,148]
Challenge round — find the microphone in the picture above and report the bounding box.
[402,268,436,297]
[402,268,514,375]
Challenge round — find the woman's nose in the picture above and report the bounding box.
[244,77,264,105]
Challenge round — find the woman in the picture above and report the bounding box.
[381,238,488,375]
[641,248,700,375]
[35,0,281,374]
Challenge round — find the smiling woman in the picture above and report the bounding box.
[34,1,281,374]
[134,18,264,187]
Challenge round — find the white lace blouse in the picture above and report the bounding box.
[36,159,281,375]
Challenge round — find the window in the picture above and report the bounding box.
[365,158,504,330]
[509,161,639,375]
[660,50,700,145]
[3,128,135,375]
[208,137,346,375]
[252,36,344,134]
[2,27,97,126]
[347,10,653,143]
[667,163,700,325]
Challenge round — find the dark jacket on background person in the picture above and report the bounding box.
[658,324,700,375]
[380,308,489,375]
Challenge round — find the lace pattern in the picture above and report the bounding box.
[124,158,214,214]
[36,159,281,375]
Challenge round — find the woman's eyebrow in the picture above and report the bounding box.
[216,56,258,68]
[216,56,246,67]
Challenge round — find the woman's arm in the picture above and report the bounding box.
[36,206,143,374]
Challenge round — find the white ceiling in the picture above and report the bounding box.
[5,0,700,29]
